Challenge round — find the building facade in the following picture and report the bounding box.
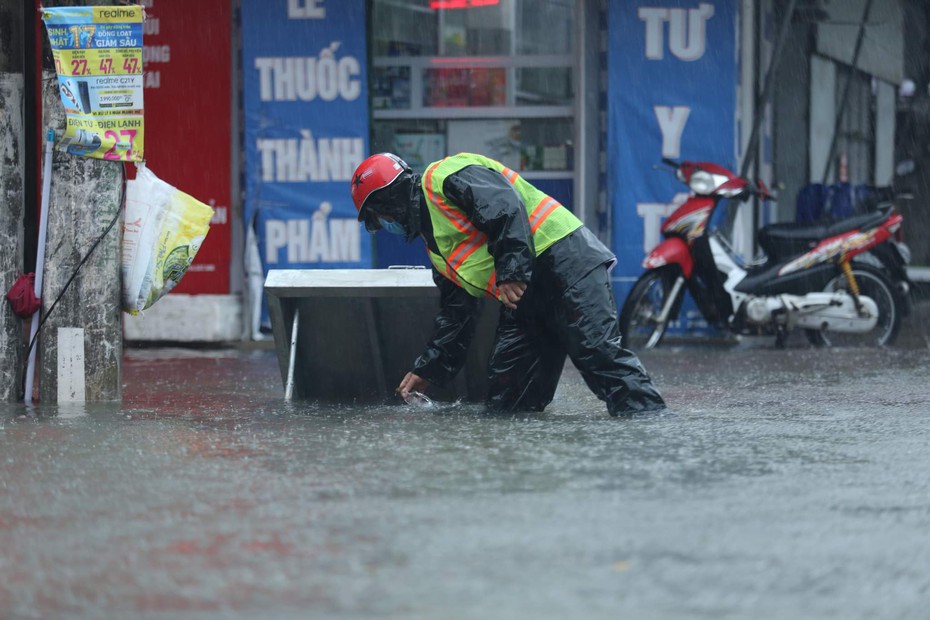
[4,0,924,344]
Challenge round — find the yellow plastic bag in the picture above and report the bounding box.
[122,165,214,314]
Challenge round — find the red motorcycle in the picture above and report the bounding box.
[619,159,911,349]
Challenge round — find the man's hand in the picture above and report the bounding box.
[398,372,429,397]
[498,281,527,310]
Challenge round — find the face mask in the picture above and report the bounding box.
[378,217,406,236]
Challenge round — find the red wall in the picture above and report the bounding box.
[141,0,231,294]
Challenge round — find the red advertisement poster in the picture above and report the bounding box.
[140,0,231,294]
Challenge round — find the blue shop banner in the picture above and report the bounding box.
[609,0,737,333]
[242,0,370,323]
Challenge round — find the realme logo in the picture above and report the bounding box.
[100,8,136,18]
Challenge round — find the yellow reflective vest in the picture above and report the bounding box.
[422,153,582,299]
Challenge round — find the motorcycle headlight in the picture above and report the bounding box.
[688,170,716,195]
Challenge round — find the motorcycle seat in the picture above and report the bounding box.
[758,208,891,261]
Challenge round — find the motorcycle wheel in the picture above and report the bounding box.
[619,266,683,350]
[804,265,901,347]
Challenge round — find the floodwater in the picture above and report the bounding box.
[2,334,930,619]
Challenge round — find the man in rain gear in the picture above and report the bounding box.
[350,152,665,416]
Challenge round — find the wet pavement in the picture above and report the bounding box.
[2,312,930,619]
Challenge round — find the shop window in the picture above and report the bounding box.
[369,0,575,177]
[834,64,875,183]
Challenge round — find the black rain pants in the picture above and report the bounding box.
[485,262,666,416]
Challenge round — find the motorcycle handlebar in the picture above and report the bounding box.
[657,158,773,200]
[750,179,773,200]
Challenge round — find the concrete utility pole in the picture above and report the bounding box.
[36,0,123,402]
[0,0,25,402]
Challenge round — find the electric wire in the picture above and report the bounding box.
[20,162,127,401]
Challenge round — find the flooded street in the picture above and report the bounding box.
[2,337,930,619]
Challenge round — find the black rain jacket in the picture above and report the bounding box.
[409,164,614,386]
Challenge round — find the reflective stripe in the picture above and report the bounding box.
[427,247,460,285]
[486,271,497,297]
[425,161,477,236]
[447,231,486,273]
[500,166,519,184]
[444,262,458,284]
[423,153,582,299]
[529,198,559,233]
[429,247,491,298]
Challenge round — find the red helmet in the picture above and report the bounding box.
[350,153,410,217]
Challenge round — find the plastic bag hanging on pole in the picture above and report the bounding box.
[5,274,41,319]
[41,5,145,161]
[121,165,214,314]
